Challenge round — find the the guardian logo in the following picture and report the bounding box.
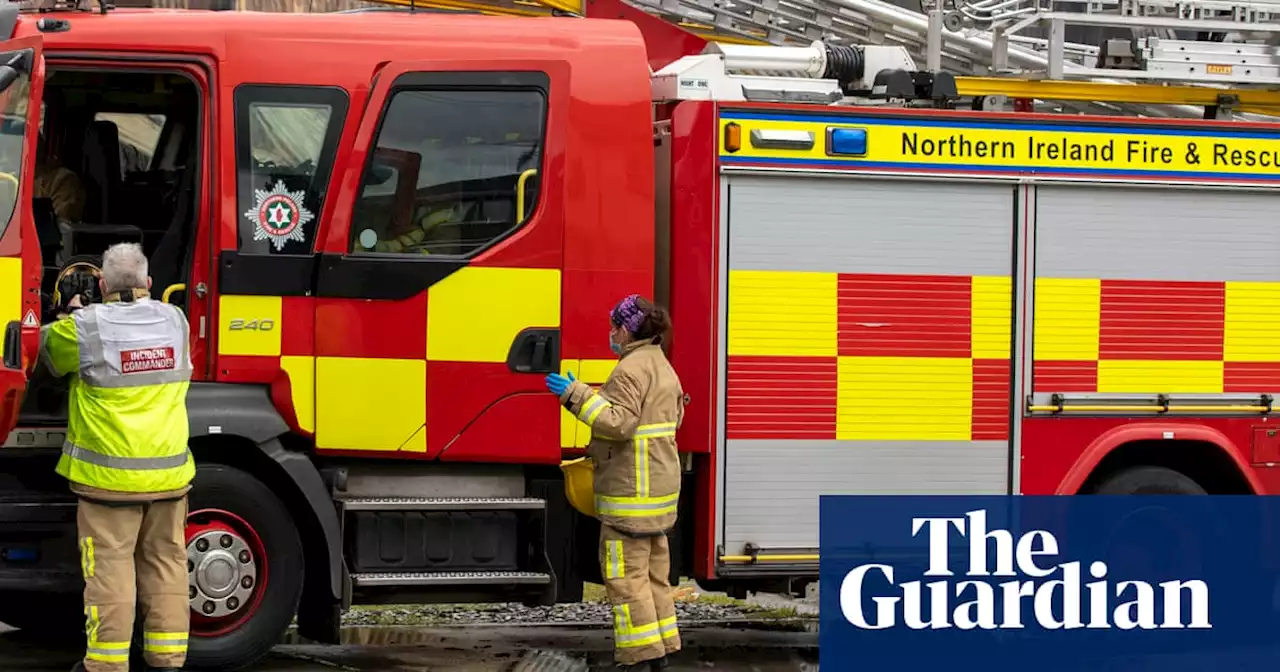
[840,510,1211,631]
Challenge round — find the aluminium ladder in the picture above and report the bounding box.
[103,0,1273,119]
[620,0,1280,117]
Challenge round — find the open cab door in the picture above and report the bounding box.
[0,11,45,447]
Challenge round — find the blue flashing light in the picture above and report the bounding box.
[828,127,867,157]
[2,547,37,562]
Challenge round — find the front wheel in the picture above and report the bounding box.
[1091,466,1207,495]
[184,464,304,671]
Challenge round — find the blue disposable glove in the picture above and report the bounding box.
[546,370,576,396]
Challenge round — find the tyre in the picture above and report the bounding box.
[1091,466,1207,495]
[1088,466,1209,592]
[184,464,304,671]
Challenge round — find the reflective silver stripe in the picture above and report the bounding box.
[659,616,678,636]
[63,441,191,471]
[85,640,131,662]
[634,422,676,438]
[578,395,609,423]
[143,635,188,650]
[38,324,60,375]
[634,437,649,498]
[596,495,679,511]
[606,540,624,579]
[83,368,191,388]
[74,301,193,389]
[616,624,661,644]
[595,492,680,516]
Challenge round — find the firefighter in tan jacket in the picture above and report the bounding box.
[547,294,685,670]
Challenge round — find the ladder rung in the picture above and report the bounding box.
[1144,38,1280,58]
[957,75,1280,114]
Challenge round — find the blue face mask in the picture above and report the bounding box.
[609,323,623,355]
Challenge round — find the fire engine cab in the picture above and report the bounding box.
[0,0,1276,667]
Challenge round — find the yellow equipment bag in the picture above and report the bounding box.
[560,457,597,518]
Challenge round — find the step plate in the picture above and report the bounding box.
[339,496,546,512]
[351,571,552,587]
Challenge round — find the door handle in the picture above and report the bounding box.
[3,320,21,370]
[506,328,560,374]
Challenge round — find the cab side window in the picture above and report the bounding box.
[94,112,165,174]
[234,85,348,255]
[0,61,30,242]
[349,81,547,257]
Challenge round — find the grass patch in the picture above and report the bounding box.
[582,582,607,603]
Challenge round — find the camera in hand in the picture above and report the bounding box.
[48,257,103,320]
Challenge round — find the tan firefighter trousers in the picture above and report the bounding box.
[77,496,190,672]
[600,524,681,665]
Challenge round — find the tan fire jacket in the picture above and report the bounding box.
[560,339,685,535]
[34,162,86,223]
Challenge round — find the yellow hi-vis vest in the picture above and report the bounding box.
[41,293,195,494]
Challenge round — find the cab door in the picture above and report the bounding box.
[311,61,568,462]
[0,33,46,446]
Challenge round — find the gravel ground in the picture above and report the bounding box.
[0,625,818,671]
[340,581,817,628]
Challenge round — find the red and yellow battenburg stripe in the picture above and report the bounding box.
[1033,278,1280,393]
[725,270,1011,441]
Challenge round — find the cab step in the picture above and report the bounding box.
[350,570,552,588]
[339,496,545,512]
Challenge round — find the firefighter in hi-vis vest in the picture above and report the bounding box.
[547,294,686,670]
[41,242,195,672]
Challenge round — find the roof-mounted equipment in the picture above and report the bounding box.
[23,0,112,14]
[0,0,15,38]
[337,5,482,12]
[651,40,957,105]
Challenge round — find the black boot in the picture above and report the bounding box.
[649,656,670,670]
[612,662,654,671]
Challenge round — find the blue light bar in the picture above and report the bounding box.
[2,547,36,562]
[827,127,867,157]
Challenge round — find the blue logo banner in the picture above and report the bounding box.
[819,496,1280,670]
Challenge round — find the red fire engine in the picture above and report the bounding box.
[0,0,1276,667]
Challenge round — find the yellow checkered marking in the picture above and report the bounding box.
[837,356,972,440]
[727,270,837,357]
[972,275,1012,359]
[1033,278,1100,361]
[560,358,617,448]
[218,295,282,356]
[315,357,426,452]
[1225,281,1280,363]
[427,267,560,362]
[1097,360,1225,394]
[281,355,315,434]
[0,256,21,329]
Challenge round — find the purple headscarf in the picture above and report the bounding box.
[610,294,647,335]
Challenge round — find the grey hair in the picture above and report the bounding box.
[100,242,149,293]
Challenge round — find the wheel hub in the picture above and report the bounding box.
[188,529,257,619]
